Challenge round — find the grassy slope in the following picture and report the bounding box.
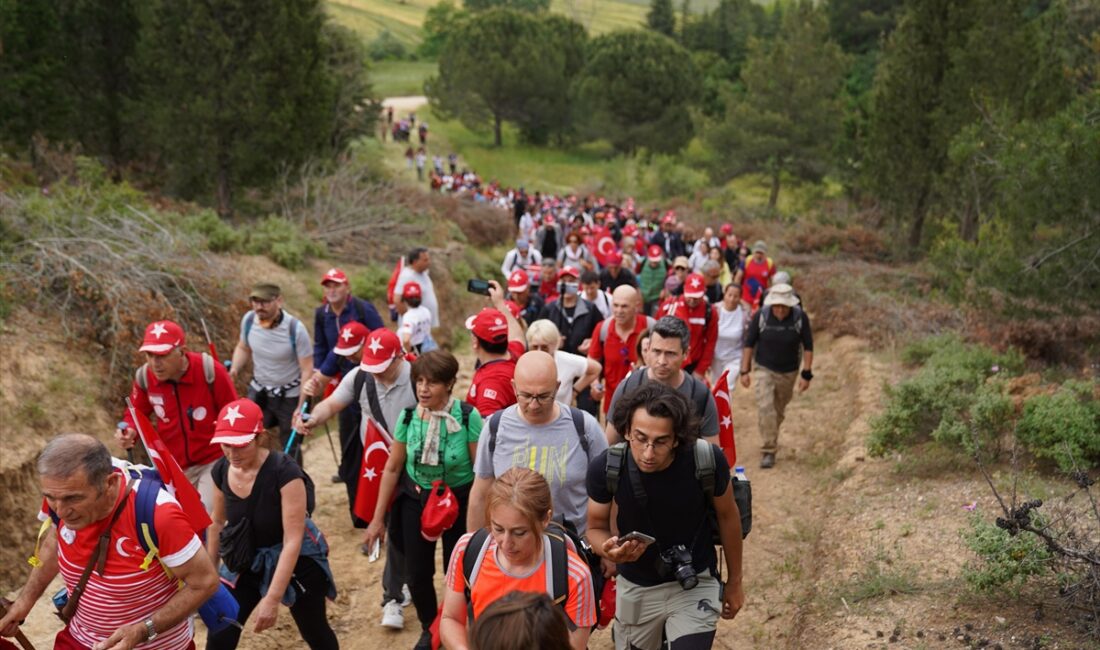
[370,60,437,96]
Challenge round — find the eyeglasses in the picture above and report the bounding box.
[516,391,556,404]
[628,435,674,451]
[674,266,687,271]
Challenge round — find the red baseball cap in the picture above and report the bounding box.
[507,270,529,292]
[543,214,555,225]
[321,268,348,285]
[334,322,370,356]
[139,320,185,355]
[360,328,402,373]
[211,399,265,447]
[683,273,706,299]
[647,244,663,262]
[606,250,623,266]
[402,281,422,299]
[720,223,733,234]
[465,308,509,344]
[557,266,580,281]
[661,214,675,225]
[503,300,523,320]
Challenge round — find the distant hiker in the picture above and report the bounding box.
[205,399,339,650]
[713,283,749,387]
[398,282,433,354]
[648,213,686,259]
[535,214,562,261]
[448,152,458,175]
[500,238,542,284]
[465,281,527,416]
[639,244,669,316]
[415,148,426,181]
[418,123,428,145]
[386,106,394,124]
[620,236,644,274]
[598,250,638,293]
[739,283,813,469]
[0,434,219,649]
[588,286,653,416]
[405,146,415,170]
[117,319,238,510]
[513,187,528,231]
[580,269,612,320]
[538,267,602,359]
[394,247,440,352]
[506,269,545,326]
[737,240,775,310]
[557,230,597,273]
[669,273,719,383]
[702,259,725,305]
[230,282,313,466]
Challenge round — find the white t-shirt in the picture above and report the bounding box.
[395,267,439,327]
[400,305,433,348]
[554,350,589,405]
[713,303,746,380]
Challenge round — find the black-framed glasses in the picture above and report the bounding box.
[516,391,555,404]
[628,434,674,451]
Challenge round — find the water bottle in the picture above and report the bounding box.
[734,465,747,483]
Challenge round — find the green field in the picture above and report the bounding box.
[370,60,436,97]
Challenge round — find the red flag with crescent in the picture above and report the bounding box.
[712,371,736,467]
[595,236,617,266]
[353,418,394,523]
[126,398,213,534]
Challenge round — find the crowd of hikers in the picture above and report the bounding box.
[0,159,818,650]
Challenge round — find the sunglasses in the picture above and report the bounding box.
[674,266,687,271]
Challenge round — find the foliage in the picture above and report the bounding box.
[418,1,467,59]
[350,263,395,304]
[825,0,902,55]
[962,512,1053,593]
[574,29,699,154]
[638,154,708,199]
[703,1,848,208]
[646,0,676,38]
[182,211,246,253]
[837,543,920,603]
[368,29,409,61]
[464,0,549,12]
[1016,381,1100,472]
[681,0,766,80]
[323,23,380,153]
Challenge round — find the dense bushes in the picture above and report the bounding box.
[1016,381,1100,473]
[962,513,1052,593]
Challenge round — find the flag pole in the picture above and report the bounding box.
[200,317,220,364]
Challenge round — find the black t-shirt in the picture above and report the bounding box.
[586,443,730,587]
[743,306,813,374]
[599,268,638,292]
[213,451,313,548]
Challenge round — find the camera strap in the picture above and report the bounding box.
[624,450,707,554]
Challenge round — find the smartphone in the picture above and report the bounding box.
[367,539,381,563]
[467,279,492,296]
[617,531,656,546]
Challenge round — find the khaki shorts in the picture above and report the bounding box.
[614,574,721,650]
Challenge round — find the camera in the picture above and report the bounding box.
[659,544,698,590]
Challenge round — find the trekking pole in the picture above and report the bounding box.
[284,403,310,455]
[200,317,220,365]
[319,408,339,466]
[0,598,36,650]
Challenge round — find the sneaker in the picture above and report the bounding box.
[381,600,404,630]
[760,453,776,469]
[400,584,412,607]
[331,473,344,484]
[413,630,433,650]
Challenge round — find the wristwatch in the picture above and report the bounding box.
[801,370,814,381]
[144,618,157,642]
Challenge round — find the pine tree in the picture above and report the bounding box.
[647,0,676,38]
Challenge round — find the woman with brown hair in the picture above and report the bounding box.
[469,592,572,650]
[439,468,596,650]
[364,350,482,650]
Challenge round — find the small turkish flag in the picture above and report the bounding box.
[353,418,394,523]
[712,371,736,467]
[126,398,213,534]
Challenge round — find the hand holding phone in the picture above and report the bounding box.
[617,531,656,547]
[467,279,491,296]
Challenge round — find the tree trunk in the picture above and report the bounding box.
[768,170,781,209]
[959,202,979,243]
[493,113,502,148]
[908,185,930,254]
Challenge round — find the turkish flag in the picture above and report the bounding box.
[595,236,616,266]
[353,418,393,524]
[125,398,213,534]
[712,371,736,467]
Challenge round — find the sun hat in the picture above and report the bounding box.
[752,240,768,254]
[211,399,265,447]
[763,283,799,308]
[139,320,185,355]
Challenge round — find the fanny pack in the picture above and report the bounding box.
[250,378,301,398]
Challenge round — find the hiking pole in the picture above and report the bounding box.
[317,404,339,466]
[0,598,36,650]
[199,317,220,365]
[284,403,310,456]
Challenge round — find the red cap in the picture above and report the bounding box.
[606,250,623,266]
[720,223,733,234]
[578,226,590,236]
[139,320,185,355]
[557,266,580,281]
[465,308,509,344]
[622,224,637,236]
[334,322,370,356]
[661,214,675,225]
[211,399,265,447]
[360,328,402,374]
[507,270,529,293]
[402,281,422,299]
[647,244,663,261]
[543,214,555,225]
[683,273,706,299]
[503,300,523,320]
[420,480,460,541]
[321,268,348,285]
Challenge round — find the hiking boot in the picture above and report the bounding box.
[401,584,412,607]
[381,600,404,630]
[413,630,433,650]
[331,473,344,484]
[760,453,776,469]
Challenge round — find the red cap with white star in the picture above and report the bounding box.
[465,308,509,344]
[507,270,529,293]
[683,272,706,299]
[321,268,349,285]
[360,328,402,374]
[334,321,370,356]
[139,320,185,355]
[211,398,264,446]
[402,281,422,299]
[647,244,663,262]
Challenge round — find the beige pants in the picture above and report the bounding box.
[755,367,798,454]
[614,574,721,650]
[183,459,218,513]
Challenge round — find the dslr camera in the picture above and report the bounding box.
[659,544,698,590]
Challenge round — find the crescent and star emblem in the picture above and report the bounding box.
[363,441,388,481]
[116,536,132,557]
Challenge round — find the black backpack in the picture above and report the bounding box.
[486,406,588,457]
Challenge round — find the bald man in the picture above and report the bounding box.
[466,351,608,534]
[588,285,655,415]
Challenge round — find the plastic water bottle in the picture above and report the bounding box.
[734,466,747,483]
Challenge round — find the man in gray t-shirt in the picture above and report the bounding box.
[467,351,607,534]
[230,282,313,464]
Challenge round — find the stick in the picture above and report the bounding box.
[322,417,339,466]
[0,599,36,650]
[284,403,310,455]
[200,317,220,364]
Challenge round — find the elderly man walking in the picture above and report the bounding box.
[740,283,814,469]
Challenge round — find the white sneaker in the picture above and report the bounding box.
[400,584,412,607]
[381,600,404,629]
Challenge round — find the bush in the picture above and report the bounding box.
[350,263,395,305]
[368,30,408,61]
[640,154,709,199]
[1016,381,1100,472]
[962,513,1052,594]
[244,215,325,270]
[183,210,246,253]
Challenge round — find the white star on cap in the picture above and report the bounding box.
[494,318,503,325]
[690,277,701,288]
[326,269,339,278]
[367,336,384,355]
[150,322,168,339]
[223,405,243,426]
[341,328,354,342]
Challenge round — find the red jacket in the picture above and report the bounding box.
[123,351,238,469]
[588,314,650,413]
[671,300,718,376]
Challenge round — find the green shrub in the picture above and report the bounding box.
[244,216,324,270]
[962,513,1052,593]
[640,154,708,199]
[1016,381,1100,472]
[183,210,246,253]
[368,30,408,61]
[350,263,395,305]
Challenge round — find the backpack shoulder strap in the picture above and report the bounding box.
[599,319,610,344]
[243,311,255,344]
[705,303,713,329]
[286,314,300,358]
[758,305,770,333]
[793,305,804,335]
[543,525,570,607]
[644,315,656,329]
[568,407,589,456]
[693,439,715,499]
[402,407,415,427]
[133,476,165,572]
[358,371,390,434]
[605,443,628,497]
[135,364,149,392]
[459,400,474,431]
[200,352,216,400]
[462,528,493,620]
[488,410,503,457]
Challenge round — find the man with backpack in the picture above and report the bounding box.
[0,434,220,649]
[297,325,416,630]
[739,283,813,469]
[586,383,744,650]
[669,273,719,383]
[466,351,608,535]
[604,317,719,446]
[230,282,313,466]
[588,286,654,416]
[116,319,238,510]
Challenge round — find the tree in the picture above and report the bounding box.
[825,0,902,55]
[574,29,700,154]
[464,0,549,11]
[322,23,379,153]
[681,0,766,77]
[427,9,583,146]
[418,1,468,59]
[704,1,847,208]
[136,0,335,215]
[647,0,676,38]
